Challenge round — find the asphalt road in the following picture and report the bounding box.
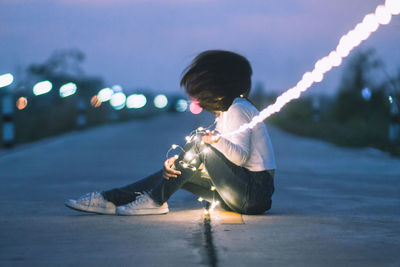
[1,112,399,266]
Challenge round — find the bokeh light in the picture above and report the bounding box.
[59,82,77,98]
[0,73,14,88]
[97,88,113,102]
[189,99,203,114]
[110,92,126,110]
[90,95,102,108]
[175,99,188,112]
[154,94,168,109]
[33,81,53,96]
[112,85,123,93]
[126,94,147,109]
[16,97,28,110]
[361,88,372,100]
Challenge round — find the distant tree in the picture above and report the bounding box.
[27,48,85,78]
[333,49,388,122]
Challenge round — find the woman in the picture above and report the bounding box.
[65,50,276,215]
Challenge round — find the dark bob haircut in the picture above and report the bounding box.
[180,50,252,112]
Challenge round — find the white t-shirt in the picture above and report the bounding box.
[211,97,276,171]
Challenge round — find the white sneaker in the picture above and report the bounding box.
[64,192,116,215]
[116,192,169,215]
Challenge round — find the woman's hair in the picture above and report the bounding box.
[180,50,252,112]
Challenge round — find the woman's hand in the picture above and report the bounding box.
[162,156,182,180]
[202,130,221,144]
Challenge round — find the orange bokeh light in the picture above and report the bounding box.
[90,95,102,108]
[16,97,28,110]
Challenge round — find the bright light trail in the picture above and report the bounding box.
[222,1,400,139]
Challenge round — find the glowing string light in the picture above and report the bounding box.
[220,1,400,139]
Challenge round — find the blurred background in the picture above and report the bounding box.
[0,0,399,155]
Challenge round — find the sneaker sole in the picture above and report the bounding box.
[64,200,116,215]
[116,207,169,216]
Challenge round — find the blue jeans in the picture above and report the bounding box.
[102,134,274,215]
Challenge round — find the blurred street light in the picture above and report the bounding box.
[154,94,168,109]
[110,92,126,110]
[126,94,147,109]
[16,97,28,110]
[33,81,53,96]
[189,99,203,114]
[112,85,123,93]
[175,99,188,112]
[97,88,113,102]
[0,73,14,88]
[90,95,102,108]
[361,87,372,101]
[59,82,77,98]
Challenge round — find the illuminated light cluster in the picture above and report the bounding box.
[110,92,126,110]
[59,82,77,98]
[126,94,147,109]
[0,73,14,88]
[221,2,400,139]
[90,95,102,108]
[154,94,168,109]
[33,80,52,96]
[16,97,28,110]
[97,88,113,102]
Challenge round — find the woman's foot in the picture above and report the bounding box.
[116,192,169,215]
[65,192,116,215]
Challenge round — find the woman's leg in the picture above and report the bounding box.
[102,170,164,206]
[149,133,272,214]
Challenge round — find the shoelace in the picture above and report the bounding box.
[126,192,149,207]
[79,192,99,206]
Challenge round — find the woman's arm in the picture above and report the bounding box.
[210,103,252,166]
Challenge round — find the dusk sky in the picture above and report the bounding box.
[1,0,399,96]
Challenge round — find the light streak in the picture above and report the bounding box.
[221,1,400,139]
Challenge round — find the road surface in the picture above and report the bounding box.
[1,112,399,266]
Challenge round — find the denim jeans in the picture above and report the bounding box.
[102,134,274,215]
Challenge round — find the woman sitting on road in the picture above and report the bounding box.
[65,50,276,215]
